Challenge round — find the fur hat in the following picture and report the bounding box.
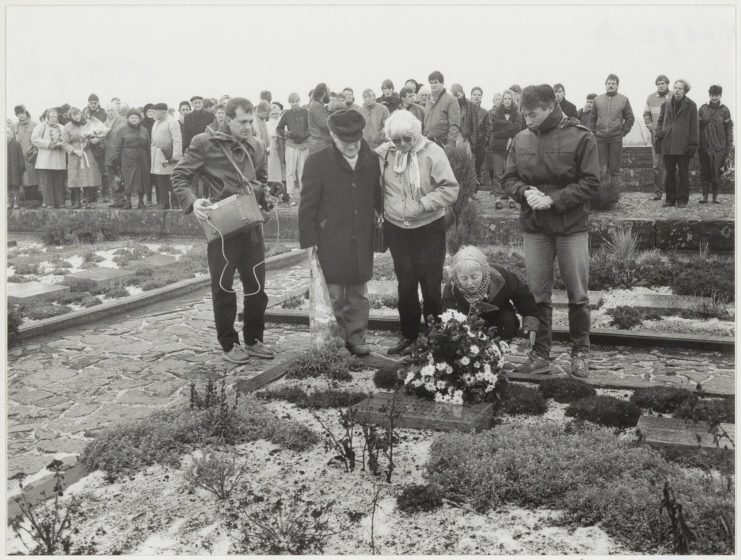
[328,109,365,142]
[152,102,168,111]
[126,108,142,119]
[709,84,723,96]
[14,105,30,117]
[88,93,99,102]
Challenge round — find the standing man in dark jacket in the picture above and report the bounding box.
[553,84,578,119]
[377,79,402,114]
[424,70,461,147]
[182,96,214,149]
[503,84,599,379]
[277,92,310,200]
[590,74,635,181]
[171,97,275,364]
[698,84,733,204]
[655,79,699,208]
[399,87,426,127]
[576,93,597,131]
[82,93,107,122]
[299,110,382,356]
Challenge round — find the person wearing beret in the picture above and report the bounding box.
[299,109,383,356]
[375,110,459,357]
[150,102,183,209]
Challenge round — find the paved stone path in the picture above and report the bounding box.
[6,262,734,479]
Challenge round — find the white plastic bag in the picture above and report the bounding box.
[308,249,339,350]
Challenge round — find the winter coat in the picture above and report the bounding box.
[400,103,426,131]
[276,107,310,146]
[502,108,600,236]
[183,110,214,148]
[109,123,151,194]
[82,106,107,123]
[424,89,461,144]
[488,105,522,155]
[31,121,67,170]
[590,92,635,138]
[13,120,39,186]
[655,95,699,156]
[298,141,382,284]
[171,127,268,216]
[458,97,479,144]
[699,103,733,153]
[576,108,593,131]
[308,100,331,154]
[150,116,183,175]
[558,98,578,119]
[375,139,459,230]
[642,91,670,140]
[377,94,402,114]
[442,265,539,333]
[62,121,102,188]
[7,138,26,187]
[103,113,128,168]
[358,103,389,150]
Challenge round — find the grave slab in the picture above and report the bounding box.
[7,281,70,304]
[351,391,494,432]
[637,415,735,453]
[62,267,136,289]
[136,254,178,268]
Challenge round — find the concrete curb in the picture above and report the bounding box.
[261,309,735,353]
[15,249,307,341]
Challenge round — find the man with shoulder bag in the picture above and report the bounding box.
[172,97,277,364]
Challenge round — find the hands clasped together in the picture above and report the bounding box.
[524,186,554,211]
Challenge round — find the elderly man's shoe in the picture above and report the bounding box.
[515,352,551,375]
[387,337,415,356]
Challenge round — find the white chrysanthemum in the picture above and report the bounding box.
[446,365,453,374]
[421,364,435,378]
[405,371,416,384]
[412,379,424,387]
[436,362,447,371]
[460,356,470,366]
[473,361,480,369]
[436,380,447,390]
[484,363,492,375]
[469,344,480,355]
[425,381,436,392]
[440,309,467,325]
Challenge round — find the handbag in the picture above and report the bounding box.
[24,124,44,165]
[374,153,389,253]
[198,143,265,243]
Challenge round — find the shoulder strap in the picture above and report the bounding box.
[217,141,256,195]
[379,151,390,215]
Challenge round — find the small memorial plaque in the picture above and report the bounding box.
[351,391,494,433]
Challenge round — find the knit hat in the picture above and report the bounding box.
[127,108,142,119]
[88,93,99,102]
[328,109,365,142]
[152,102,168,111]
[14,105,30,117]
[709,85,723,96]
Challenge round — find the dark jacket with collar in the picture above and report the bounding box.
[377,94,402,114]
[298,141,382,284]
[442,265,539,333]
[276,107,310,145]
[503,107,600,236]
[183,109,216,149]
[488,105,522,155]
[558,98,578,119]
[171,127,268,216]
[655,95,699,156]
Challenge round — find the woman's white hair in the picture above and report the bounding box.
[383,109,422,142]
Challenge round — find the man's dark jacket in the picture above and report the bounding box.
[655,95,699,156]
[502,107,599,235]
[171,127,268,216]
[559,98,578,119]
[298,141,382,284]
[276,107,310,144]
[183,109,216,149]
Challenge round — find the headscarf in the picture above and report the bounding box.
[391,134,428,199]
[451,246,491,306]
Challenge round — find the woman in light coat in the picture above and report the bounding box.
[62,107,102,208]
[31,109,67,208]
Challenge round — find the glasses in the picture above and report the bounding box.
[390,135,413,144]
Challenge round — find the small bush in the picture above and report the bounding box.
[158,244,183,255]
[482,249,527,283]
[565,395,641,428]
[634,252,675,288]
[8,275,32,283]
[497,383,547,416]
[373,367,402,390]
[257,386,367,409]
[79,295,102,308]
[50,268,70,276]
[671,257,734,302]
[22,304,72,320]
[630,387,694,413]
[65,277,98,293]
[396,484,444,514]
[285,348,352,381]
[82,250,103,264]
[673,397,735,424]
[12,262,40,275]
[607,306,645,330]
[539,378,596,403]
[41,216,119,246]
[184,450,247,500]
[268,421,319,451]
[103,285,130,298]
[55,292,92,305]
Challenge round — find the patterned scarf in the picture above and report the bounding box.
[391,135,428,199]
[454,265,491,306]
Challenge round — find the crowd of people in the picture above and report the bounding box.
[6,71,734,379]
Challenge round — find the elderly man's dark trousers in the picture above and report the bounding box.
[385,217,446,340]
[663,155,690,205]
[206,229,268,351]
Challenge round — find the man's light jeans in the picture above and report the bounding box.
[327,282,369,347]
[285,143,308,196]
[522,231,591,358]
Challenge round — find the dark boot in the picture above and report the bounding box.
[699,182,709,203]
[122,195,132,210]
[712,183,720,203]
[137,194,145,209]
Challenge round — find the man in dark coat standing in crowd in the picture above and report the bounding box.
[172,97,275,364]
[655,79,699,208]
[503,84,599,379]
[698,84,733,204]
[554,84,578,118]
[183,95,215,149]
[299,109,382,356]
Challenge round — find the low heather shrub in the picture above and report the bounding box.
[257,387,367,410]
[396,484,444,514]
[65,277,98,293]
[12,262,40,275]
[565,395,641,428]
[671,257,734,302]
[22,304,72,321]
[497,383,547,416]
[673,397,735,424]
[267,422,319,451]
[539,378,596,403]
[103,285,130,299]
[184,450,247,500]
[606,306,662,330]
[373,367,402,390]
[41,216,119,245]
[285,348,352,381]
[630,387,694,413]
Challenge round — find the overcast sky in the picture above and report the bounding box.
[5,2,736,144]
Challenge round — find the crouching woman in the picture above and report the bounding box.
[442,245,538,342]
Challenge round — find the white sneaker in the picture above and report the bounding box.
[244,340,275,359]
[223,344,251,364]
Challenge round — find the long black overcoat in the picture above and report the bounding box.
[299,141,382,284]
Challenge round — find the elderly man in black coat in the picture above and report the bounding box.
[299,110,382,356]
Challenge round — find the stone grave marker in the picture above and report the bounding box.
[7,281,70,305]
[62,268,137,289]
[637,415,735,454]
[351,391,494,432]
